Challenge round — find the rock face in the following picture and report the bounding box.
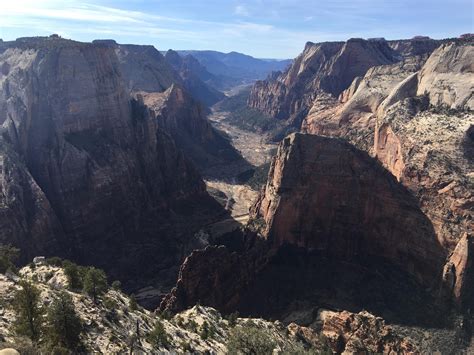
[320,310,418,354]
[0,37,223,290]
[247,38,398,125]
[252,133,445,287]
[162,134,448,326]
[113,44,238,172]
[302,40,474,306]
[388,37,443,58]
[443,234,474,308]
[136,84,241,172]
[164,50,225,107]
[113,42,180,93]
[416,42,474,109]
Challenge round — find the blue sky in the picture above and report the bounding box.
[0,0,472,58]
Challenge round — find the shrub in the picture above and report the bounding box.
[102,296,117,310]
[111,280,121,291]
[82,267,107,302]
[187,319,198,333]
[45,257,63,267]
[147,320,169,349]
[227,325,276,355]
[0,244,19,274]
[12,281,44,342]
[62,260,85,291]
[181,340,192,352]
[129,295,138,311]
[200,321,216,340]
[44,291,82,351]
[226,311,239,327]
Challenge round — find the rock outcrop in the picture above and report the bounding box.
[247,38,398,125]
[302,40,474,306]
[0,37,223,291]
[162,133,448,326]
[113,42,180,93]
[0,263,331,354]
[165,50,225,106]
[136,84,241,172]
[252,133,445,287]
[388,37,443,58]
[320,310,418,354]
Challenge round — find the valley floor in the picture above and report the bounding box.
[204,106,276,225]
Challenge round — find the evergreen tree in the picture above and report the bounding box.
[45,291,82,351]
[129,294,138,311]
[111,280,121,291]
[62,260,85,290]
[147,320,169,348]
[12,280,44,342]
[82,267,107,302]
[0,244,20,273]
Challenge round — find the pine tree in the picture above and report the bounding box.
[129,294,138,311]
[147,320,169,348]
[12,280,44,342]
[45,291,82,351]
[62,260,85,290]
[82,267,107,302]
[0,244,19,273]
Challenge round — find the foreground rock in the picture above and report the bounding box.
[0,264,345,354]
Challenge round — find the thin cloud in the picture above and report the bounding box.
[234,5,250,16]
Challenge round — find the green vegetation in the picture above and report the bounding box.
[82,267,108,302]
[63,260,86,291]
[44,291,82,351]
[129,294,138,311]
[216,88,280,132]
[227,325,276,355]
[102,296,117,310]
[200,320,216,340]
[0,244,19,273]
[45,257,64,267]
[147,320,169,349]
[111,280,121,291]
[181,340,192,352]
[12,281,44,342]
[226,311,239,327]
[242,162,271,189]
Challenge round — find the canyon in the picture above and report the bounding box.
[0,33,472,353]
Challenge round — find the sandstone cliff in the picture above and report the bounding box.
[302,40,474,306]
[165,50,225,107]
[112,42,181,93]
[253,133,445,287]
[0,37,223,291]
[388,37,443,58]
[247,38,398,125]
[135,84,241,172]
[162,134,449,329]
[113,44,238,172]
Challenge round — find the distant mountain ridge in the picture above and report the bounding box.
[169,50,292,90]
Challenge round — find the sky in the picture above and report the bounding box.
[0,0,472,58]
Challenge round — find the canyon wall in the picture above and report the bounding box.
[0,37,224,290]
